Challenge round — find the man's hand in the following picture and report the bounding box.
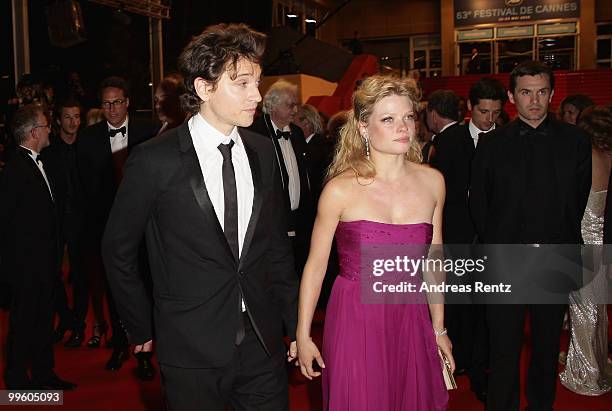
[133,339,153,353]
[287,341,298,363]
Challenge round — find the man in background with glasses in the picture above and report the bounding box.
[0,103,77,390]
[77,76,159,379]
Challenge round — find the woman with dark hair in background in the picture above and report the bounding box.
[559,105,612,395]
[559,94,594,125]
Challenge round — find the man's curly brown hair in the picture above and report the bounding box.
[178,23,266,114]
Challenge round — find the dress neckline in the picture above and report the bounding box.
[339,219,432,227]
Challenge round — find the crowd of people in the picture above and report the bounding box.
[0,21,610,411]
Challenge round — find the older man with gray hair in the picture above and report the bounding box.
[0,104,77,390]
[250,79,313,275]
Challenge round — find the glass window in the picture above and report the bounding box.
[414,50,426,69]
[497,38,534,73]
[429,49,441,69]
[459,42,492,74]
[597,39,611,60]
[538,36,575,70]
[596,23,612,36]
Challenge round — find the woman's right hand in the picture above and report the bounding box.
[297,337,325,380]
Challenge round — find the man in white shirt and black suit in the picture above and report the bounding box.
[102,24,298,410]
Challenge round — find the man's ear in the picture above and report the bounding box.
[194,77,212,102]
[507,90,516,105]
[549,89,555,103]
[125,97,130,109]
[467,100,473,112]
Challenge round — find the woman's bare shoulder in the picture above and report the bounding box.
[409,162,444,188]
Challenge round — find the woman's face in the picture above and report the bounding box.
[362,94,416,156]
[561,103,580,125]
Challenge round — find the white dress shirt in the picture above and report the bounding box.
[20,145,53,201]
[271,120,301,211]
[108,116,129,154]
[305,133,315,144]
[189,113,254,257]
[468,119,495,147]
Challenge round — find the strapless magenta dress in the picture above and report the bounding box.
[322,220,448,411]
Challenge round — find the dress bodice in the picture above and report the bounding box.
[581,190,607,245]
[334,220,433,281]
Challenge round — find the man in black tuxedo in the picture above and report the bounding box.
[470,61,591,411]
[250,80,313,275]
[0,104,76,390]
[78,76,158,375]
[102,24,298,410]
[42,98,87,348]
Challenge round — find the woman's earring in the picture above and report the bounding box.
[364,134,370,159]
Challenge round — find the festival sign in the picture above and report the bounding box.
[454,0,580,27]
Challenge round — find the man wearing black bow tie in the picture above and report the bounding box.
[77,76,158,376]
[0,104,76,390]
[250,80,313,275]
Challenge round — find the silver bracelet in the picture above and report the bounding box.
[434,327,447,337]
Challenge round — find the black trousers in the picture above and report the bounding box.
[159,316,288,411]
[4,281,56,388]
[486,303,566,411]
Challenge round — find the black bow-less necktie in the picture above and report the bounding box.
[275,129,291,140]
[109,126,126,137]
[218,140,246,345]
[218,141,239,260]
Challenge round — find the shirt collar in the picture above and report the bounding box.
[439,121,457,134]
[20,145,39,157]
[305,133,315,143]
[107,115,129,132]
[270,118,290,134]
[191,113,242,156]
[517,113,551,134]
[469,119,494,139]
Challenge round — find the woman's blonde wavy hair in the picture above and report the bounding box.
[326,75,422,182]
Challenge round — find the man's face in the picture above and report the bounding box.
[58,106,81,136]
[154,84,181,124]
[199,58,262,135]
[508,74,553,127]
[101,87,129,128]
[31,112,51,150]
[468,98,503,131]
[270,90,299,129]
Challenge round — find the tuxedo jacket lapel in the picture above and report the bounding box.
[239,130,262,269]
[177,123,236,264]
[19,150,55,204]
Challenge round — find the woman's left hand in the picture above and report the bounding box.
[436,334,455,373]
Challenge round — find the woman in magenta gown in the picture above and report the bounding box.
[296,75,452,411]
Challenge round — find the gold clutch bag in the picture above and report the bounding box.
[439,349,457,390]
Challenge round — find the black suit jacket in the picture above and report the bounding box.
[77,117,158,243]
[101,122,298,368]
[249,114,313,230]
[470,118,591,244]
[430,122,475,244]
[306,133,334,203]
[0,148,60,286]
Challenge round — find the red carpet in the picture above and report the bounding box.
[1,302,610,410]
